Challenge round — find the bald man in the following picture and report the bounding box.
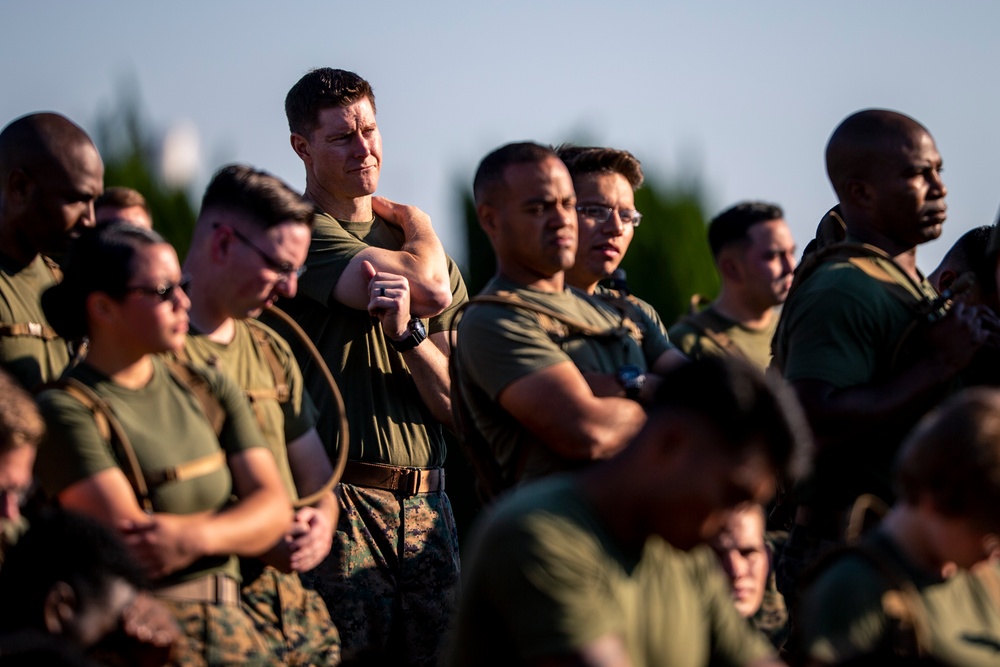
[0,113,103,388]
[772,109,996,593]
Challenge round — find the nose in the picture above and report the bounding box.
[81,199,97,229]
[173,284,192,311]
[0,491,20,523]
[602,210,627,236]
[782,252,796,275]
[352,131,371,158]
[929,169,947,199]
[277,273,298,299]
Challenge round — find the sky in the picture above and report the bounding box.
[3,1,999,272]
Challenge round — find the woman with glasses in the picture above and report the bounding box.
[33,222,291,666]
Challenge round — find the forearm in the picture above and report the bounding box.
[403,332,455,430]
[201,484,292,557]
[555,397,646,460]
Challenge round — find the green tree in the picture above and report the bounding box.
[92,82,197,258]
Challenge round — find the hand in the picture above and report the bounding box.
[287,505,334,573]
[363,260,413,340]
[371,196,432,232]
[119,514,205,580]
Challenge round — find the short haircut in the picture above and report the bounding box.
[555,145,644,190]
[825,109,929,200]
[647,356,810,480]
[0,509,146,634]
[94,187,149,216]
[472,142,558,206]
[0,368,43,453]
[708,201,785,257]
[285,68,375,137]
[199,164,315,231]
[941,225,997,298]
[0,112,95,182]
[894,388,1000,532]
[42,223,166,341]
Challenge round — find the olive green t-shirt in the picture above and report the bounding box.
[456,277,672,482]
[798,531,1000,666]
[669,304,778,372]
[183,319,319,501]
[0,253,70,389]
[773,256,938,506]
[592,284,670,338]
[446,475,774,667]
[267,212,468,468]
[34,356,268,585]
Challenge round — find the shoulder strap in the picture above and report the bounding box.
[471,290,636,342]
[161,358,226,436]
[591,290,645,344]
[676,305,747,361]
[244,319,290,404]
[0,321,60,341]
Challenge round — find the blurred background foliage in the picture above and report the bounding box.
[91,82,197,259]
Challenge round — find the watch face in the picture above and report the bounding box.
[412,318,427,338]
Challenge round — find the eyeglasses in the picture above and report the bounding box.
[576,205,643,228]
[125,279,187,303]
[215,223,307,281]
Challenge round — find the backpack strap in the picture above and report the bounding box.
[675,304,748,362]
[0,322,60,340]
[244,319,290,404]
[472,290,639,343]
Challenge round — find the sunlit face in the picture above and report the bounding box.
[732,219,797,309]
[710,506,769,617]
[482,156,577,286]
[96,204,152,230]
[111,243,190,355]
[0,445,35,526]
[566,172,635,291]
[293,98,382,201]
[24,141,104,254]
[867,129,947,248]
[222,221,311,318]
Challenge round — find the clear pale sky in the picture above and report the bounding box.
[3,1,998,270]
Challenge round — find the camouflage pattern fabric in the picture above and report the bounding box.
[240,564,341,666]
[301,483,461,667]
[158,598,269,667]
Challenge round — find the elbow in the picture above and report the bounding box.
[559,424,625,462]
[409,275,453,317]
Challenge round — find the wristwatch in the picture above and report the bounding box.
[388,317,427,352]
[617,364,646,401]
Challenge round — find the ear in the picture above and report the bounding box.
[717,252,743,283]
[845,178,875,210]
[43,581,77,636]
[290,133,312,165]
[4,168,32,210]
[936,269,957,293]
[87,292,119,328]
[210,223,232,263]
[477,203,498,239]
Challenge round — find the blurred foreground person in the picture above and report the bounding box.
[446,356,809,667]
[794,388,1000,666]
[34,223,291,666]
[0,509,179,666]
[0,367,44,557]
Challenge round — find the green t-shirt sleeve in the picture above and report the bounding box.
[296,215,366,309]
[797,557,891,663]
[457,304,569,401]
[634,305,674,363]
[476,512,620,658]
[428,256,469,335]
[782,268,890,388]
[35,388,120,497]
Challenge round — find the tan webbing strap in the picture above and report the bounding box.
[676,305,748,362]
[0,322,60,340]
[144,450,226,487]
[246,321,290,403]
[162,358,226,436]
[42,255,63,282]
[47,379,154,513]
[263,306,349,510]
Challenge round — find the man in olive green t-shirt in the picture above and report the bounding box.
[446,356,807,667]
[182,164,341,665]
[277,68,466,665]
[669,201,796,372]
[457,143,684,491]
[0,112,104,389]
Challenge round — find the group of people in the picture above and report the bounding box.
[0,66,996,667]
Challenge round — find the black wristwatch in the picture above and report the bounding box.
[388,317,427,352]
[617,364,646,401]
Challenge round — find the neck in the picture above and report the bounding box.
[304,180,372,222]
[712,289,775,330]
[497,266,565,293]
[83,340,156,390]
[844,221,921,282]
[187,296,235,343]
[182,265,237,343]
[564,267,599,295]
[0,218,38,267]
[880,505,945,576]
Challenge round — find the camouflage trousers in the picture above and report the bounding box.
[301,484,461,667]
[241,563,341,666]
[159,598,268,667]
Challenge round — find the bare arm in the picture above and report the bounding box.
[499,361,646,461]
[332,197,452,316]
[59,447,291,579]
[367,260,455,429]
[531,635,633,667]
[278,427,339,574]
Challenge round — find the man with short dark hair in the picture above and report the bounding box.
[181,164,340,664]
[928,225,997,311]
[446,356,808,667]
[278,67,467,665]
[772,110,996,592]
[455,142,682,493]
[95,186,152,229]
[670,201,796,371]
[0,112,104,388]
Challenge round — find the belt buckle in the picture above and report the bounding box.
[27,322,43,337]
[402,468,422,496]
